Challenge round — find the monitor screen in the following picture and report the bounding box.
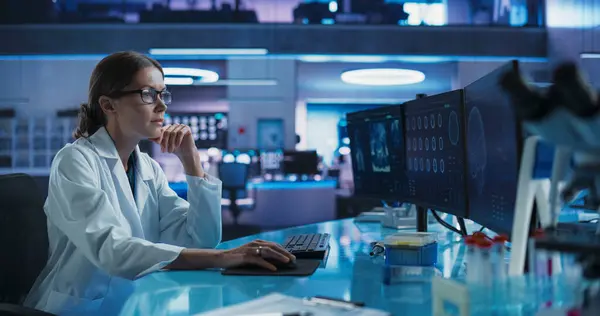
[260,150,284,172]
[282,150,319,175]
[346,105,405,200]
[165,112,228,149]
[464,60,523,236]
[403,90,468,217]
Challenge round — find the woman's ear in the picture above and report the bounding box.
[99,96,116,115]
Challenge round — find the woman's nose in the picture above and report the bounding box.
[155,99,167,112]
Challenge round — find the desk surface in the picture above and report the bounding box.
[116,219,468,316]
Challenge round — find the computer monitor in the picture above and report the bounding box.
[260,150,284,173]
[464,60,523,236]
[346,105,405,199]
[402,89,468,218]
[282,150,319,175]
[165,112,228,149]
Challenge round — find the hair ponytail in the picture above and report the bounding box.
[73,102,106,139]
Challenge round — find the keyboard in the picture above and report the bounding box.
[282,233,331,259]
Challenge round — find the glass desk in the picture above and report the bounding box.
[104,219,467,316]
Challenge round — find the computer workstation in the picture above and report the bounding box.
[345,61,547,275]
[346,93,472,236]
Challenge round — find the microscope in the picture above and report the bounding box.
[500,62,600,315]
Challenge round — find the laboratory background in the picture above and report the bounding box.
[2,0,600,315]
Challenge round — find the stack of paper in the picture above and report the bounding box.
[196,293,390,316]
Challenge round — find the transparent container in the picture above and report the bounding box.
[381,205,416,229]
[384,231,437,247]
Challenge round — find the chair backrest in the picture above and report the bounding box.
[0,173,49,305]
[218,162,249,190]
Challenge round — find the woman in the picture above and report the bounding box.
[24,51,295,314]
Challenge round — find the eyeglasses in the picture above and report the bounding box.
[111,88,172,105]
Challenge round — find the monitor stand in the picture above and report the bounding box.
[417,206,428,232]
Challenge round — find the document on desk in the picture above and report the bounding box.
[195,293,390,316]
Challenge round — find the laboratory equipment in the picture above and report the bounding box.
[383,232,438,266]
[500,61,600,315]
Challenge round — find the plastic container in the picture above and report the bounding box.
[384,242,438,266]
[383,264,442,285]
[381,205,415,229]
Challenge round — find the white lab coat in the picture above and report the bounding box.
[23,127,223,315]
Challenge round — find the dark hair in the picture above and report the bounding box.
[73,51,163,139]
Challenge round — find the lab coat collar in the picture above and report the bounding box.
[88,127,154,181]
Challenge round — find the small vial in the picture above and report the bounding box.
[534,229,552,278]
[492,235,508,282]
[476,239,493,287]
[528,233,537,278]
[465,236,478,284]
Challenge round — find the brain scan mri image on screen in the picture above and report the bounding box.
[464,61,522,235]
[391,119,402,148]
[370,122,391,172]
[403,90,468,217]
[467,106,487,194]
[347,105,406,199]
[353,129,366,172]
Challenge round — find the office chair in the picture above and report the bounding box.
[218,162,257,226]
[0,174,55,316]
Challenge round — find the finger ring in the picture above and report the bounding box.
[256,246,262,256]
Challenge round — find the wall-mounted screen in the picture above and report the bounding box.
[165,112,228,149]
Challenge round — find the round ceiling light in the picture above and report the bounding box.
[164,77,194,85]
[163,67,220,85]
[340,68,425,86]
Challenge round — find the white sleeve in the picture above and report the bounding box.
[152,159,223,249]
[45,147,184,280]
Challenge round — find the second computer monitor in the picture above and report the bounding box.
[402,89,468,217]
[346,105,405,200]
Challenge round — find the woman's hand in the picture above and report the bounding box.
[219,239,297,271]
[150,124,196,156]
[150,124,205,177]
